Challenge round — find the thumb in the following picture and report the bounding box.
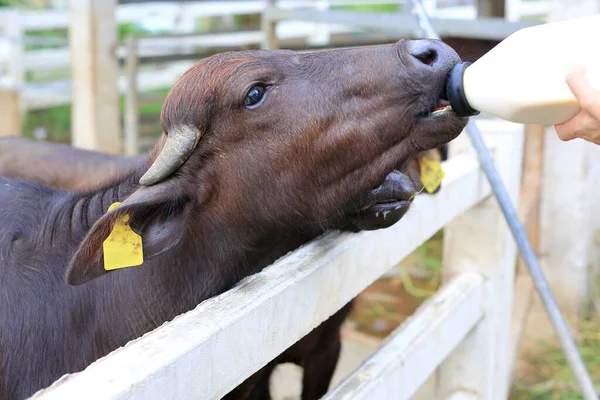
[554,117,579,141]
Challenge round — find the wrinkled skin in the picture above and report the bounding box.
[0,40,466,399]
[0,137,443,233]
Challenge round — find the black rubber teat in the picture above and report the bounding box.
[446,62,480,118]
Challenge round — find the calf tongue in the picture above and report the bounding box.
[433,99,451,112]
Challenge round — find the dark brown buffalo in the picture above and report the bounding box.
[0,136,446,399]
[0,136,444,195]
[0,137,144,190]
[0,40,466,399]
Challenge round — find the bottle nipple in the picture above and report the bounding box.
[446,62,480,118]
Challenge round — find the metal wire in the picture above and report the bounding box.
[408,1,599,398]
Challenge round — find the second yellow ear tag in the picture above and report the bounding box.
[103,202,144,271]
[418,154,445,194]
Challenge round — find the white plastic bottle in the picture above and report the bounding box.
[446,14,600,125]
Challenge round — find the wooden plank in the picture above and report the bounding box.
[16,0,405,31]
[324,273,485,400]
[124,36,140,156]
[447,393,479,400]
[0,89,21,136]
[265,8,540,41]
[22,25,352,73]
[262,0,278,50]
[436,123,525,400]
[508,124,544,378]
[68,0,121,153]
[31,121,516,400]
[477,0,505,18]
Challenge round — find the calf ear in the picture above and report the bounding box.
[65,182,192,285]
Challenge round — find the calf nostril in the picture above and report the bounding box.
[412,48,438,66]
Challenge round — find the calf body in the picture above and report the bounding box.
[0,41,466,399]
[0,137,143,190]
[0,137,443,399]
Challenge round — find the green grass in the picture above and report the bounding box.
[510,312,600,400]
[332,4,401,13]
[509,264,600,400]
[23,105,71,143]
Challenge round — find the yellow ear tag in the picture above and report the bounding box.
[418,154,445,194]
[102,202,143,271]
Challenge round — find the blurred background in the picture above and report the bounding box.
[0,0,597,398]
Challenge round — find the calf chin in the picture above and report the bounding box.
[341,170,416,232]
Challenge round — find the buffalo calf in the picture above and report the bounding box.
[0,40,466,399]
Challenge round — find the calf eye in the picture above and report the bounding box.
[244,85,267,108]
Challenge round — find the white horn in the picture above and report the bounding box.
[139,126,201,186]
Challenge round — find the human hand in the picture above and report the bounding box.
[554,66,600,145]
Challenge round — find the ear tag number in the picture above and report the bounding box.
[103,202,144,271]
[418,155,445,194]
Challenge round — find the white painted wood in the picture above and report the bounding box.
[436,122,525,400]
[504,0,521,21]
[505,0,551,22]
[323,273,485,400]
[31,121,515,400]
[124,36,140,156]
[447,392,479,400]
[68,0,121,153]
[2,10,24,88]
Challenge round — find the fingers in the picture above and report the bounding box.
[555,117,579,141]
[555,109,600,144]
[565,66,600,120]
[555,65,600,144]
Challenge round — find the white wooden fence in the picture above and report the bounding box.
[29,119,525,399]
[0,0,551,112]
[0,0,397,111]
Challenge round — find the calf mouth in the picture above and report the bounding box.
[416,84,457,120]
[366,199,412,216]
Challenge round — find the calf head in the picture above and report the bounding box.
[67,40,466,284]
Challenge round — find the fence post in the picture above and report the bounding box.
[124,35,139,156]
[436,123,524,399]
[0,88,21,136]
[477,0,505,17]
[261,0,278,50]
[68,0,121,154]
